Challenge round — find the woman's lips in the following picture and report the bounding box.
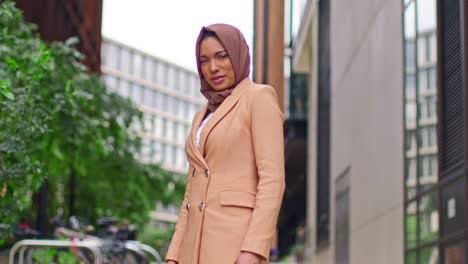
[211,75,225,85]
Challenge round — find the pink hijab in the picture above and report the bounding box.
[195,23,251,112]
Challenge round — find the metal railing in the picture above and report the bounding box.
[9,239,103,264]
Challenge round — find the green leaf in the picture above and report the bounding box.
[1,90,14,100]
[65,79,72,93]
[51,143,64,160]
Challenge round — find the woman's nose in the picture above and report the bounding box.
[209,60,219,72]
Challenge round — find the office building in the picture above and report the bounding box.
[253,0,468,262]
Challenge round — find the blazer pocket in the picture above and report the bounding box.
[219,190,256,209]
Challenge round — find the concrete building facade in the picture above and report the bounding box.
[285,0,468,262]
[292,0,405,263]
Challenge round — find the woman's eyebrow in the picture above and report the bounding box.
[215,50,227,56]
[200,50,227,59]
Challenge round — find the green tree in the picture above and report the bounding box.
[0,0,184,245]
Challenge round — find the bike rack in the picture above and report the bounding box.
[125,241,163,264]
[136,243,163,264]
[9,239,103,264]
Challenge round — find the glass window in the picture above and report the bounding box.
[406,158,417,200]
[417,36,428,67]
[405,101,417,127]
[182,72,190,94]
[143,87,153,108]
[405,40,416,70]
[429,97,437,119]
[191,76,199,96]
[417,0,436,33]
[417,156,425,181]
[418,69,428,93]
[152,141,162,163]
[160,94,169,113]
[182,101,189,119]
[429,34,437,65]
[102,42,110,66]
[427,126,435,147]
[406,202,417,249]
[405,130,415,152]
[418,191,438,244]
[418,127,426,149]
[107,43,120,69]
[164,144,173,165]
[406,251,416,264]
[167,67,175,88]
[131,83,142,104]
[120,48,132,74]
[161,118,167,138]
[407,158,416,181]
[428,67,436,91]
[133,52,143,78]
[120,79,130,97]
[166,119,174,141]
[177,123,186,143]
[173,70,180,91]
[156,62,166,86]
[425,35,432,64]
[173,98,180,118]
[144,58,154,82]
[167,96,175,115]
[172,146,177,167]
[405,74,416,98]
[154,116,163,138]
[420,246,439,264]
[404,1,441,258]
[153,91,162,110]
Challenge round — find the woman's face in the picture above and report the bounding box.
[199,36,236,91]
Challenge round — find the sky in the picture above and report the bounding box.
[102,0,254,72]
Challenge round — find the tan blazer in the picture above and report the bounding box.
[165,78,285,264]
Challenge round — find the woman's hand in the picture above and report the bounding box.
[167,261,178,264]
[235,251,261,264]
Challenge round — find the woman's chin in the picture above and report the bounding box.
[209,81,235,91]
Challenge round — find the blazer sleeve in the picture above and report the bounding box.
[240,85,286,259]
[165,168,193,262]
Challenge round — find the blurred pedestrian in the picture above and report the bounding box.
[165,24,285,264]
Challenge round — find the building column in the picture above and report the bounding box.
[253,0,285,112]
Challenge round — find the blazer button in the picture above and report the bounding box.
[204,169,209,177]
[192,169,196,177]
[186,202,190,211]
[199,202,205,212]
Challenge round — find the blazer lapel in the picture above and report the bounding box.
[187,104,209,168]
[199,78,252,157]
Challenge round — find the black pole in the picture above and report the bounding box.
[36,179,48,238]
[69,169,75,217]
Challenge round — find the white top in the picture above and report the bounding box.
[196,112,214,147]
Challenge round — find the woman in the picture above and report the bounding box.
[165,23,285,264]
